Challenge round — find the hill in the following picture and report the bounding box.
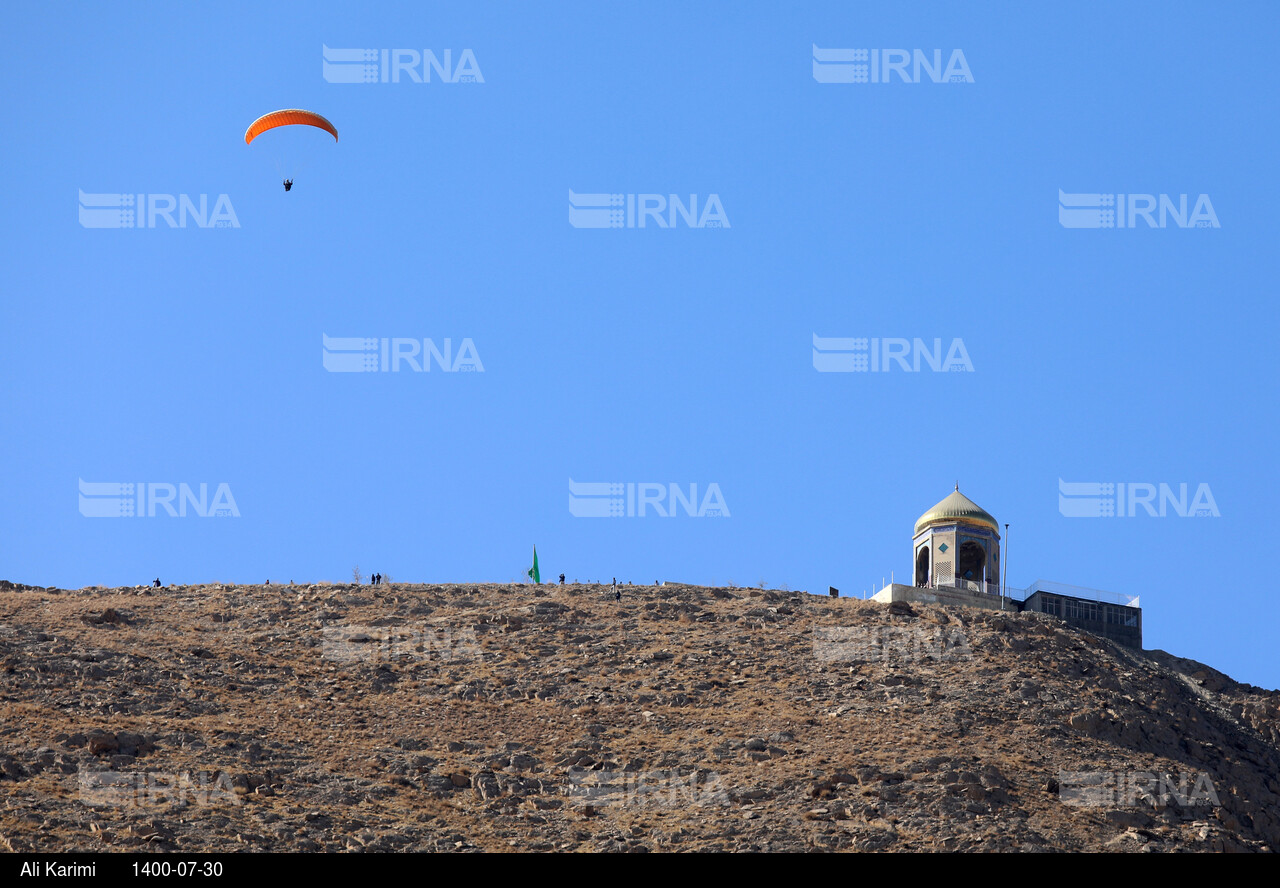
[0,580,1276,852]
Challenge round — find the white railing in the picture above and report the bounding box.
[922,577,1006,597]
[1020,579,1139,608]
[921,577,1137,609]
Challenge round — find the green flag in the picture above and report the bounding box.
[527,546,540,584]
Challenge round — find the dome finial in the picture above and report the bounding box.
[955,481,959,491]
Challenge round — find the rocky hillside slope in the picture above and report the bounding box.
[0,580,1276,852]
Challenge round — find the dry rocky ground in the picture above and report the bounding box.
[0,579,1277,853]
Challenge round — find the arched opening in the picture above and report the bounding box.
[915,546,930,586]
[957,540,987,583]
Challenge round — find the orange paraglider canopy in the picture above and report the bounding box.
[244,109,338,145]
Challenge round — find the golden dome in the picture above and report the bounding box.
[914,486,999,535]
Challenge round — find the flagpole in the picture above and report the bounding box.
[527,545,540,584]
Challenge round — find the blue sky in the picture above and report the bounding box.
[3,3,1277,689]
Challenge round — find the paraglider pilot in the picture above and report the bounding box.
[283,179,292,192]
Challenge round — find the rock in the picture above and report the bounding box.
[980,764,1008,787]
[84,608,124,625]
[473,772,501,800]
[1068,709,1102,735]
[423,776,456,794]
[853,828,898,851]
[114,732,154,757]
[86,732,118,756]
[1106,810,1152,829]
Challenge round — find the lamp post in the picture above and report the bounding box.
[1001,522,1009,610]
